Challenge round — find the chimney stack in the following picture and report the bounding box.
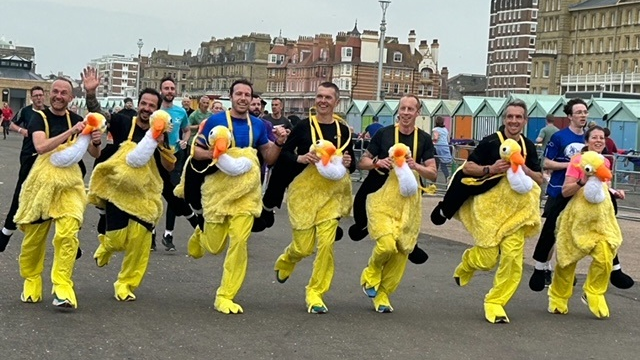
[431,39,440,68]
[408,30,417,55]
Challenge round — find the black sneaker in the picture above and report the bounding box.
[408,245,429,264]
[529,269,546,292]
[162,234,176,251]
[0,232,12,252]
[544,269,552,287]
[348,224,368,241]
[261,208,275,228]
[430,202,447,226]
[335,226,343,241]
[76,248,83,260]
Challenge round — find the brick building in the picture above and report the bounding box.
[486,0,540,96]
[89,54,142,98]
[140,50,191,96]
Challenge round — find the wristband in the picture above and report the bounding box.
[92,140,102,146]
[577,179,585,187]
[274,140,284,147]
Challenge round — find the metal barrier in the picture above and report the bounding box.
[351,138,367,182]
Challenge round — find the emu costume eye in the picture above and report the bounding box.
[501,146,508,153]
[584,165,593,173]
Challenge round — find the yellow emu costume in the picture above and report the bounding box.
[453,134,541,324]
[15,111,105,309]
[274,115,352,314]
[187,113,263,314]
[361,128,425,313]
[549,151,622,319]
[89,112,174,301]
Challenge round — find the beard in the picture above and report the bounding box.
[162,94,174,103]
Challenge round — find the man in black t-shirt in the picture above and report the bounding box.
[447,100,543,324]
[14,77,103,309]
[0,86,47,252]
[272,83,355,314]
[356,95,437,313]
[262,98,292,130]
[85,76,177,301]
[118,97,137,120]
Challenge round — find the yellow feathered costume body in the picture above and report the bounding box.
[287,139,352,230]
[88,141,164,224]
[366,168,421,254]
[555,152,622,268]
[202,146,262,223]
[15,112,107,225]
[455,138,541,247]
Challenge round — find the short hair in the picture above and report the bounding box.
[272,97,284,104]
[372,116,379,122]
[53,77,74,91]
[230,79,253,96]
[435,116,445,128]
[400,94,422,110]
[30,86,44,95]
[160,76,176,86]
[318,81,340,98]
[545,114,555,123]
[603,127,611,137]
[138,88,162,109]
[584,125,605,141]
[199,95,210,102]
[123,97,133,103]
[212,100,223,107]
[504,99,527,117]
[564,98,587,115]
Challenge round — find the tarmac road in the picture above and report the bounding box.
[0,134,638,360]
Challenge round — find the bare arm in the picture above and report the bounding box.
[561,175,583,197]
[193,145,212,161]
[9,122,27,136]
[32,123,83,154]
[523,165,544,185]
[259,142,282,166]
[543,158,570,171]
[408,157,437,181]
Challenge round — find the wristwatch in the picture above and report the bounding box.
[483,166,490,175]
[577,178,585,187]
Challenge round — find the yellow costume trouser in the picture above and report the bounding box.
[275,219,338,307]
[19,217,80,306]
[548,241,614,317]
[199,214,253,302]
[99,221,151,300]
[361,234,410,299]
[458,228,525,307]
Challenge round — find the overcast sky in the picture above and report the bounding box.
[3,0,490,78]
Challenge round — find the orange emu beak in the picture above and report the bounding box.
[509,151,525,172]
[151,119,166,139]
[82,113,101,135]
[213,137,229,159]
[393,147,407,167]
[595,164,612,182]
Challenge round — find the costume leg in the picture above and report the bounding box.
[306,219,338,312]
[213,214,253,314]
[547,261,577,315]
[361,234,397,291]
[114,220,151,301]
[18,221,52,302]
[50,216,81,308]
[453,246,499,287]
[373,251,409,313]
[583,242,614,318]
[274,227,315,283]
[484,228,525,323]
[94,202,130,267]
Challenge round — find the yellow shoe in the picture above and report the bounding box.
[187,228,205,259]
[484,303,509,324]
[93,244,113,267]
[373,292,394,313]
[214,297,244,314]
[52,285,77,309]
[21,276,43,303]
[453,261,474,287]
[548,296,568,315]
[114,283,137,302]
[581,293,609,319]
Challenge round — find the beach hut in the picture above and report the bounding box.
[361,101,393,130]
[346,100,367,135]
[604,101,640,171]
[588,98,621,128]
[415,99,440,132]
[377,100,398,126]
[526,98,564,140]
[432,99,459,137]
[451,97,484,141]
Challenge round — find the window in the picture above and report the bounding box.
[532,10,537,19]
[393,52,403,62]
[268,54,277,63]
[601,13,606,27]
[393,83,399,94]
[404,84,410,94]
[426,85,434,97]
[530,37,535,46]
[342,47,353,58]
[599,39,604,52]
[543,62,550,78]
[418,85,424,96]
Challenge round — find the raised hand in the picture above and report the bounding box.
[81,66,100,93]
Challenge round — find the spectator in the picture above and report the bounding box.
[362,116,383,140]
[432,116,452,181]
[604,127,618,154]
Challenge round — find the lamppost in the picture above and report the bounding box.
[136,38,144,99]
[376,0,391,101]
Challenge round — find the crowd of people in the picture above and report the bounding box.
[0,66,634,322]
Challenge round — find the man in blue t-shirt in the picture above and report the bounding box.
[363,116,383,140]
[529,98,634,291]
[187,78,288,314]
[158,77,190,251]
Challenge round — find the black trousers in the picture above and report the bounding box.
[352,173,388,229]
[3,155,37,230]
[262,155,304,209]
[439,170,501,219]
[104,201,153,233]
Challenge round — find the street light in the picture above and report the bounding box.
[376,0,391,101]
[136,38,144,99]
